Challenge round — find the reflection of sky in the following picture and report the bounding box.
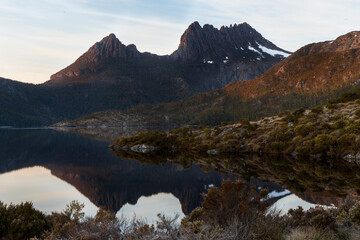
[0,166,98,216]
[0,166,332,221]
[269,194,329,215]
[0,166,185,221]
[118,193,185,224]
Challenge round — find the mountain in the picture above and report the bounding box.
[56,30,360,127]
[0,22,288,126]
[172,21,290,62]
[47,22,288,91]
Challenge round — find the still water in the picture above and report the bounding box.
[0,128,350,221]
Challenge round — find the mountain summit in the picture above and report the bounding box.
[49,33,139,82]
[171,21,290,62]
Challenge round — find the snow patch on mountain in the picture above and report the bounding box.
[256,42,290,58]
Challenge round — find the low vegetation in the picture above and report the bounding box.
[1,180,360,239]
[112,89,360,160]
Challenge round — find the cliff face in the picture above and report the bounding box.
[171,21,290,62]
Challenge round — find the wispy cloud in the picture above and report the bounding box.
[0,0,360,83]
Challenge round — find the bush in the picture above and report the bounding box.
[0,201,47,240]
[337,134,356,151]
[295,146,312,156]
[311,106,323,114]
[195,179,265,226]
[314,134,337,154]
[294,124,315,137]
[349,201,360,225]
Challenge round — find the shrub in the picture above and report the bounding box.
[314,134,337,154]
[355,109,360,118]
[346,121,360,134]
[349,201,360,225]
[295,146,312,156]
[311,106,323,114]
[195,179,265,226]
[294,124,315,137]
[337,134,356,151]
[0,201,47,240]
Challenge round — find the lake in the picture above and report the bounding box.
[0,128,353,222]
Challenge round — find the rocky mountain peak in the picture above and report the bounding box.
[49,33,139,82]
[171,21,291,62]
[88,33,125,60]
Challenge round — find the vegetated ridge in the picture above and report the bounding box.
[111,87,360,160]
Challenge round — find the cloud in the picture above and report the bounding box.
[1,0,360,83]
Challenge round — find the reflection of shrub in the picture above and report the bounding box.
[270,141,287,153]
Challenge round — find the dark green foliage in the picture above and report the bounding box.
[311,106,323,114]
[288,206,336,230]
[345,121,360,134]
[270,141,287,152]
[314,134,337,154]
[355,109,360,118]
[295,146,313,156]
[117,130,173,149]
[199,179,265,226]
[195,107,230,126]
[337,134,356,151]
[295,124,315,137]
[328,87,360,104]
[349,202,360,225]
[283,108,305,124]
[0,201,47,240]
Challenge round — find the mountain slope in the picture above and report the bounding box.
[55,31,360,127]
[0,22,288,126]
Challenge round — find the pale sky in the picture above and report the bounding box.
[0,0,359,84]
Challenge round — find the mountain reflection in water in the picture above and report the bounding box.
[1,128,357,219]
[0,129,235,217]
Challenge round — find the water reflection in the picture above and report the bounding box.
[114,147,360,207]
[0,129,234,217]
[0,166,98,216]
[1,128,354,219]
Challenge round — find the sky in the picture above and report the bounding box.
[0,0,359,84]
